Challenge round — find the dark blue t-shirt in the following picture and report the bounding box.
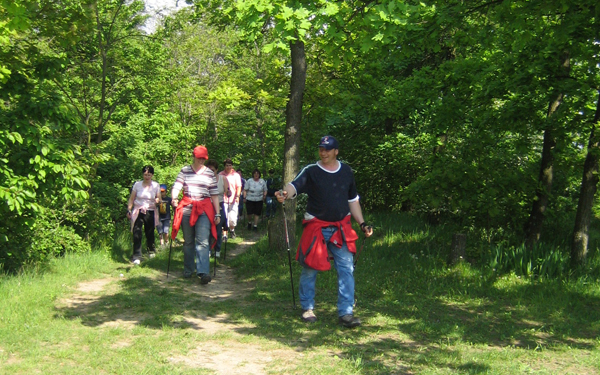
[290,161,358,222]
[159,197,172,220]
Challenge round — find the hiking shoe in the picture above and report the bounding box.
[132,259,141,265]
[301,309,317,323]
[247,222,252,230]
[222,235,228,242]
[339,314,361,328]
[215,251,221,258]
[148,252,156,258]
[253,226,258,231]
[197,273,212,284]
[230,230,236,239]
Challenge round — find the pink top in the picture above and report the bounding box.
[219,170,242,205]
[130,180,160,231]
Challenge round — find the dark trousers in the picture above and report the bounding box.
[132,210,156,260]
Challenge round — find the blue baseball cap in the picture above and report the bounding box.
[317,135,339,150]
[160,184,167,191]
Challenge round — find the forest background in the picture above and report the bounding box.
[1,0,600,278]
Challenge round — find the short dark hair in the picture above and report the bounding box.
[206,159,218,169]
[224,158,233,166]
[252,168,261,178]
[142,165,154,174]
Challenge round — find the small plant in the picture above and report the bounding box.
[484,242,571,280]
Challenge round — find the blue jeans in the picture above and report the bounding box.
[299,227,355,317]
[181,213,211,276]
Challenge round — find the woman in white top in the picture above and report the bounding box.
[244,169,267,231]
[127,165,161,264]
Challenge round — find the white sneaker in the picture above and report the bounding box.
[216,251,221,258]
[133,259,141,265]
[148,253,156,258]
[222,235,228,242]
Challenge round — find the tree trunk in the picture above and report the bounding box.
[268,37,306,252]
[571,90,600,267]
[449,233,466,265]
[525,52,570,248]
[524,125,556,248]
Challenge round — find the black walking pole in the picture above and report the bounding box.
[281,198,296,309]
[353,237,367,267]
[166,237,173,279]
[213,217,218,277]
[223,201,229,261]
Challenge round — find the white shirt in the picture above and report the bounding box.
[244,178,267,201]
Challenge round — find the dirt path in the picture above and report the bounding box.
[59,229,302,374]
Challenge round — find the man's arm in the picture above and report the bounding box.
[274,183,297,202]
[349,200,373,237]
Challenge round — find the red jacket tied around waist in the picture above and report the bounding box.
[171,196,217,248]
[296,216,359,271]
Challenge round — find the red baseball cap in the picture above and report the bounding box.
[193,146,208,159]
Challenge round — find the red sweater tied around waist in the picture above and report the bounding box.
[296,216,359,271]
[171,196,217,248]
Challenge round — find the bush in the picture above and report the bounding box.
[0,208,91,273]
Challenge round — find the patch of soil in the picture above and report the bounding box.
[169,342,300,375]
[57,229,302,373]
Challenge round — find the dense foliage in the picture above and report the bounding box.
[1,0,599,274]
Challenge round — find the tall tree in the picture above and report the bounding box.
[55,0,147,145]
[572,91,600,266]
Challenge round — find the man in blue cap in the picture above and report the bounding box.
[157,184,172,248]
[275,135,373,328]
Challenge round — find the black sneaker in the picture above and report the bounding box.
[230,230,236,239]
[339,314,361,328]
[247,222,252,230]
[301,309,317,323]
[253,226,258,231]
[197,273,212,284]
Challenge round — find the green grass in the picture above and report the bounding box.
[1,213,599,374]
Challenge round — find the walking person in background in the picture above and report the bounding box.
[206,159,225,258]
[219,159,242,241]
[275,136,374,328]
[171,146,221,284]
[127,165,161,265]
[244,168,267,231]
[237,169,246,225]
[157,184,172,249]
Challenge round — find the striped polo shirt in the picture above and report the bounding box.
[172,165,219,214]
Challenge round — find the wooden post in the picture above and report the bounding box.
[449,233,466,264]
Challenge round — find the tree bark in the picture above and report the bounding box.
[268,37,306,252]
[525,52,570,248]
[571,90,600,267]
[524,124,556,248]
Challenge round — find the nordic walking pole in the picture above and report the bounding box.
[353,237,367,267]
[223,201,229,261]
[166,237,173,279]
[281,197,296,309]
[213,215,218,277]
[213,244,217,277]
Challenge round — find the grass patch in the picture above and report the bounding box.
[1,213,599,374]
